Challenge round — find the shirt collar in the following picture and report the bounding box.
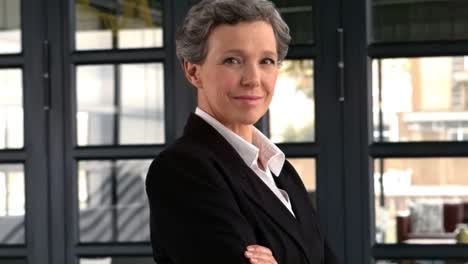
[195,107,285,176]
[252,127,285,176]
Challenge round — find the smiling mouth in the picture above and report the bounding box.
[233,95,263,101]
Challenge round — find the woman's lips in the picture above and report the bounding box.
[232,95,263,105]
[233,95,263,100]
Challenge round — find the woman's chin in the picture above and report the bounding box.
[238,113,265,126]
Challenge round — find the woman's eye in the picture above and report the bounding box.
[261,58,276,65]
[224,58,241,64]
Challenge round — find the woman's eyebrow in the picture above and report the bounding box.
[262,51,278,57]
[222,49,278,57]
[222,49,244,55]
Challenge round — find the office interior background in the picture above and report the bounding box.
[1,0,468,263]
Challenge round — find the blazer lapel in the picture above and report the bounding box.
[183,114,314,263]
[239,167,313,264]
[274,167,324,262]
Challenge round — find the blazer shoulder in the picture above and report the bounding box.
[153,136,218,167]
[145,136,226,188]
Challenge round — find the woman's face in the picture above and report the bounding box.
[185,20,279,129]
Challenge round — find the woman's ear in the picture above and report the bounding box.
[183,60,203,89]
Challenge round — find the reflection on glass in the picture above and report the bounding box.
[272,0,314,44]
[372,0,468,42]
[0,163,25,245]
[78,159,152,243]
[0,69,23,149]
[288,158,316,207]
[376,260,468,264]
[0,0,21,53]
[75,0,163,50]
[270,60,314,143]
[373,57,468,142]
[80,257,154,264]
[76,63,164,146]
[373,158,468,244]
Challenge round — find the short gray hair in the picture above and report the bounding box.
[175,0,291,65]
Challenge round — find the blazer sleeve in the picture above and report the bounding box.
[145,150,256,264]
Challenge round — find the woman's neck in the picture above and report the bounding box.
[224,123,253,143]
[198,105,254,143]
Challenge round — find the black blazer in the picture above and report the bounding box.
[146,114,339,264]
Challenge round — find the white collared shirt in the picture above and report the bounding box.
[195,107,295,217]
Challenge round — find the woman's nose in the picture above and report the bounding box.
[240,64,260,88]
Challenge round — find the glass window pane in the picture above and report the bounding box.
[0,0,21,53]
[119,64,165,144]
[270,60,314,143]
[373,158,468,244]
[78,159,152,243]
[272,0,314,45]
[0,163,25,245]
[76,63,164,146]
[288,158,316,207]
[75,0,163,50]
[372,0,468,42]
[377,260,468,264]
[373,57,468,142]
[80,257,154,264]
[0,69,23,149]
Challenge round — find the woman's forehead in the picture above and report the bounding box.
[206,21,277,54]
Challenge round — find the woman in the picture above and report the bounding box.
[146,0,339,263]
